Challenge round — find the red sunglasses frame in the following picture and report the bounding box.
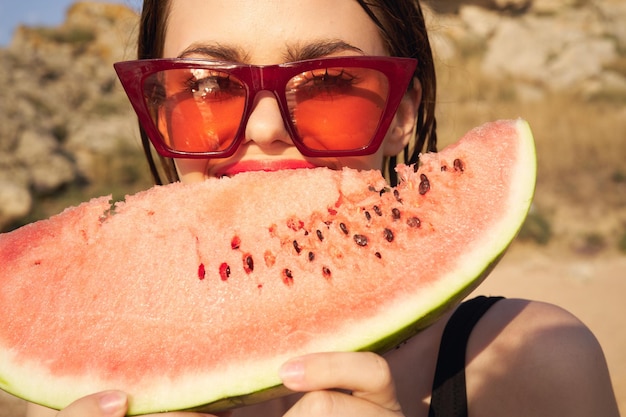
[114,56,418,159]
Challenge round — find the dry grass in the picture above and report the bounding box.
[435,56,626,254]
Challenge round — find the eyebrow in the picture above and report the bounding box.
[177,39,365,63]
[178,43,249,61]
[284,39,365,61]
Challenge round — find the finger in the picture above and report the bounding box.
[279,351,401,412]
[56,391,127,417]
[54,390,229,417]
[284,389,401,417]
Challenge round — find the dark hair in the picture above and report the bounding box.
[137,0,437,186]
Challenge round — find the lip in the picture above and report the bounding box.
[215,160,318,177]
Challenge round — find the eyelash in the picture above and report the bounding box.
[300,68,357,89]
[156,65,362,104]
[184,73,244,100]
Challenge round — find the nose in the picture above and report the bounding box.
[243,91,293,151]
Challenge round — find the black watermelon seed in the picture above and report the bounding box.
[407,217,421,228]
[322,266,332,278]
[243,254,254,273]
[419,174,430,195]
[282,269,294,285]
[375,252,382,259]
[454,158,465,172]
[353,234,369,247]
[373,205,383,216]
[219,263,231,281]
[364,211,372,222]
[392,208,401,220]
[340,222,349,235]
[394,189,403,203]
[383,228,394,242]
[308,251,315,261]
[293,240,302,254]
[316,229,324,241]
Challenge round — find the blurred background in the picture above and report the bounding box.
[0,0,624,414]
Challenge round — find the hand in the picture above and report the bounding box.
[53,391,127,417]
[279,352,404,417]
[54,390,231,417]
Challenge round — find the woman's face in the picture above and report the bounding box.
[163,0,419,183]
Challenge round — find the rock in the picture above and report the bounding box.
[65,115,140,182]
[12,130,77,194]
[491,0,530,12]
[546,38,616,92]
[531,0,577,15]
[597,1,626,51]
[66,115,137,154]
[29,154,76,194]
[481,13,619,94]
[0,181,32,230]
[459,5,501,38]
[0,153,30,188]
[14,130,58,161]
[0,2,142,231]
[582,71,626,100]
[481,18,549,82]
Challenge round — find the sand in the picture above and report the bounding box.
[1,246,624,416]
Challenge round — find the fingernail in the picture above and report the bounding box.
[98,391,127,415]
[278,358,305,384]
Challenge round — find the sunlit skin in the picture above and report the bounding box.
[27,1,620,417]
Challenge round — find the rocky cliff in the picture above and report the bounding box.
[1,1,625,248]
[427,0,626,100]
[0,2,144,230]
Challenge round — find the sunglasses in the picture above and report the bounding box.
[114,56,417,158]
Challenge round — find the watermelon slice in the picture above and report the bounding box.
[0,119,535,414]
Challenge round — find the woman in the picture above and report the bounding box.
[29,1,619,416]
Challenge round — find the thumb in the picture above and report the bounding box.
[279,352,401,412]
[57,391,127,417]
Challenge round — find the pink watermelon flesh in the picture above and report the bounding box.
[0,119,536,414]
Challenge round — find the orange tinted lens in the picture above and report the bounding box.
[286,67,389,151]
[145,68,246,153]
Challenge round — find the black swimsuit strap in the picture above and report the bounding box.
[428,296,504,417]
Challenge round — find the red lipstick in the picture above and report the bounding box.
[216,160,317,177]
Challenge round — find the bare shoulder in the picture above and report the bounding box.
[465,298,620,417]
